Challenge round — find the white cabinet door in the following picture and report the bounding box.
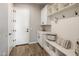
[37,32,42,45]
[42,34,46,47]
[41,5,48,25]
[37,32,43,46]
[37,32,46,48]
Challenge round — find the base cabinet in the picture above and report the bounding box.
[37,32,46,48]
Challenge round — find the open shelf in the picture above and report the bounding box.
[48,3,78,17]
[45,39,75,56]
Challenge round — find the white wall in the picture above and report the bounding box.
[0,3,8,56]
[14,3,41,43]
[52,16,79,41]
[30,4,41,42]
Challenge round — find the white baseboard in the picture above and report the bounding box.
[29,41,38,44]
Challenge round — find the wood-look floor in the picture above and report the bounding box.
[10,43,49,56]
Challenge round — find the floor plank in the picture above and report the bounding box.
[10,43,49,56]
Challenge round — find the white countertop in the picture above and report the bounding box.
[37,31,56,35]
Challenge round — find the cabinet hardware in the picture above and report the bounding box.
[62,15,65,18]
[77,41,79,45]
[75,11,78,16]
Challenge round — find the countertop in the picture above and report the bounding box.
[37,31,56,35]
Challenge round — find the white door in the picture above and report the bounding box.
[15,8,30,45]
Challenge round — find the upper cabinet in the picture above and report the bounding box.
[41,5,51,25]
[48,3,79,17]
[41,3,79,25]
[47,4,58,16]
